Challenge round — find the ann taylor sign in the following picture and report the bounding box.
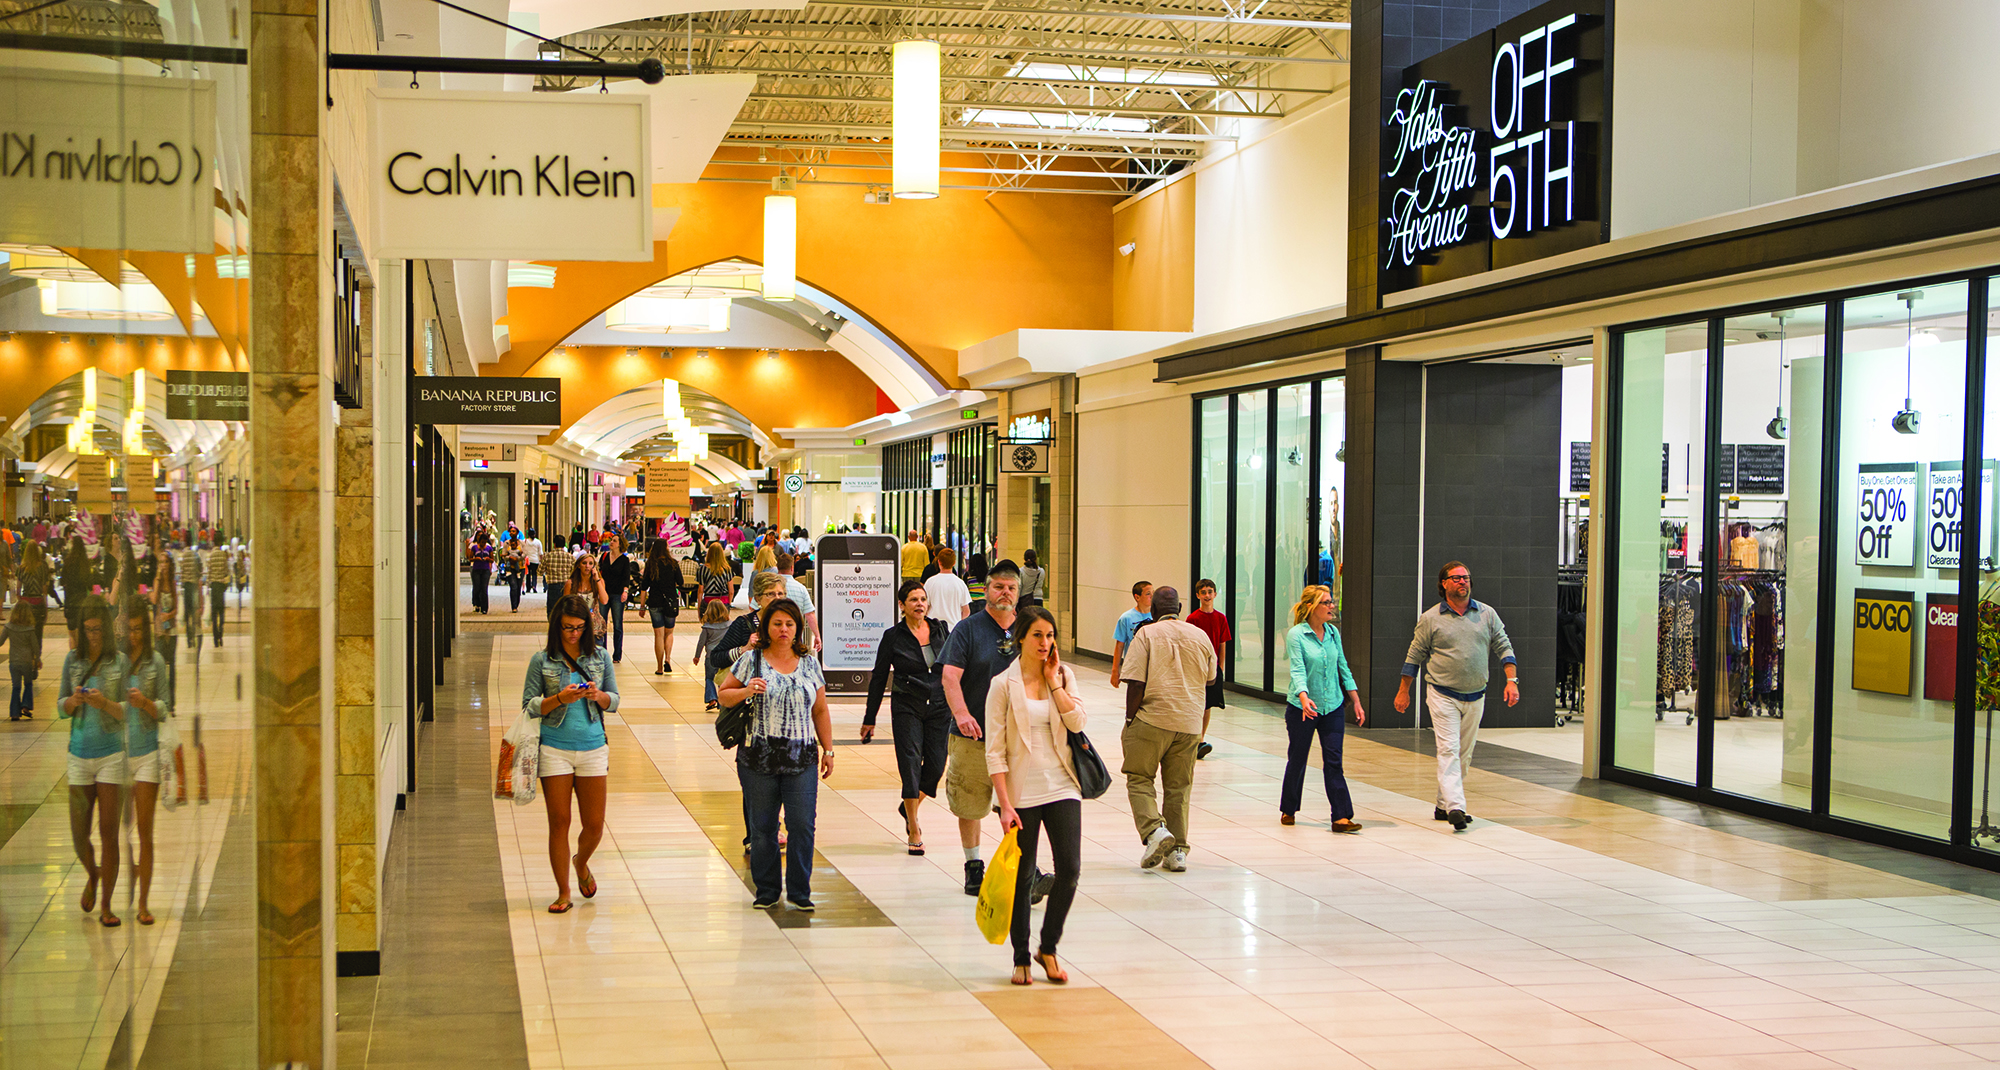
[370,89,653,262]
[1380,0,1608,293]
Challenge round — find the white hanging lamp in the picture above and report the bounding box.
[763,194,796,301]
[893,40,941,199]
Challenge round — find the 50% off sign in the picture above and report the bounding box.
[1855,463,1918,567]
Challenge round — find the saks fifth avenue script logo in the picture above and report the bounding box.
[386,152,638,199]
[1383,11,1584,272]
[0,134,204,187]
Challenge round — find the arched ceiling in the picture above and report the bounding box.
[3,369,236,482]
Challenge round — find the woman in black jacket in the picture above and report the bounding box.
[640,540,683,676]
[861,580,950,855]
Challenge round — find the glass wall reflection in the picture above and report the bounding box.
[1,22,255,1070]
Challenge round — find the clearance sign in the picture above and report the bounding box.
[1852,588,1915,696]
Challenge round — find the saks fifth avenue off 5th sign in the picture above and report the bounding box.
[369,89,652,262]
[0,69,215,254]
[1380,0,1608,293]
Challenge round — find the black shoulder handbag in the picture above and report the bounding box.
[1057,669,1111,799]
[714,651,762,749]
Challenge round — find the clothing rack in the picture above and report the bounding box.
[1555,566,1586,725]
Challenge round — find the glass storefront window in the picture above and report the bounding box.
[1711,305,1827,808]
[1829,282,1968,840]
[1193,377,1344,697]
[1233,392,1270,688]
[1977,282,2000,853]
[1611,321,1708,784]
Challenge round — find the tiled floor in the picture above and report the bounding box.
[453,630,2000,1070]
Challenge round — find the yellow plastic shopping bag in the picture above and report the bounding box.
[975,828,1021,945]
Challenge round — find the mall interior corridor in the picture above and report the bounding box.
[313,632,2000,1070]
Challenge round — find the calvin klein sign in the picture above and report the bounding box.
[1380,0,1607,293]
[0,69,216,254]
[370,89,652,262]
[412,377,562,425]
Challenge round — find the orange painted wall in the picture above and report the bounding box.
[524,345,883,446]
[1111,174,1197,333]
[497,172,1115,390]
[0,333,241,426]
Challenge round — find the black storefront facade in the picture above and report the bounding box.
[1155,0,2000,871]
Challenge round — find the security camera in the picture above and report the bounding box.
[1892,406,1922,435]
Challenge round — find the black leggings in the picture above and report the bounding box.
[1010,798,1081,967]
[891,707,949,800]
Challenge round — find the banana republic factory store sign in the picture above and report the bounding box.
[370,89,653,262]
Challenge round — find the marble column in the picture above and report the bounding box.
[249,0,329,1059]
[1052,376,1077,653]
[335,280,378,972]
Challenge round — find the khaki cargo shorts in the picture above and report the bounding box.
[944,734,992,821]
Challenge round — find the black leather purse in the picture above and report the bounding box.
[1066,728,1112,800]
[714,651,762,749]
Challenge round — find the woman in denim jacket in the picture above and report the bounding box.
[521,594,620,914]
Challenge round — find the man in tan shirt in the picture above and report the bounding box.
[1121,586,1217,873]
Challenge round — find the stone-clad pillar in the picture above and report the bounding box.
[1052,376,1077,652]
[249,0,328,1059]
[335,280,378,973]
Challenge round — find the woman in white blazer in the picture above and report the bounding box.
[985,605,1086,986]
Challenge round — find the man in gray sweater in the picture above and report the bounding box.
[1392,561,1518,831]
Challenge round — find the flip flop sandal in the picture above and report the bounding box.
[547,900,574,914]
[99,913,121,928]
[138,911,156,926]
[574,856,597,899]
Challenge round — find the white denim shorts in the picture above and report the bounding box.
[68,752,129,787]
[128,749,164,784]
[539,744,609,778]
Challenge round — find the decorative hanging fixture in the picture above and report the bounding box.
[1765,311,1790,440]
[1893,290,1923,435]
[892,39,941,199]
[604,296,731,334]
[68,367,99,456]
[38,279,177,321]
[125,369,149,456]
[12,254,145,283]
[662,378,684,423]
[763,194,796,301]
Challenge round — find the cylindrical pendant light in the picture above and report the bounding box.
[763,194,796,301]
[893,40,940,199]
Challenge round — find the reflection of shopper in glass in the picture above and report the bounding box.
[862,581,951,854]
[468,530,495,615]
[1279,586,1366,832]
[60,598,130,926]
[124,603,173,926]
[523,595,619,914]
[988,605,1086,986]
[1393,562,1517,832]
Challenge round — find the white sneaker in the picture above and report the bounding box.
[1163,848,1187,872]
[1140,826,1175,869]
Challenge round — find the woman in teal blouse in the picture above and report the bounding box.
[1280,585,1367,832]
[59,596,131,925]
[124,602,173,925]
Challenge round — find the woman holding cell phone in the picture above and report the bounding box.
[521,594,619,914]
[58,596,130,927]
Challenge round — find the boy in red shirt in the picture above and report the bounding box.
[1184,578,1232,760]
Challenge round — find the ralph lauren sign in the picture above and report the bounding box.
[1380,0,1608,294]
[412,377,561,425]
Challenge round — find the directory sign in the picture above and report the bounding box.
[814,534,900,695]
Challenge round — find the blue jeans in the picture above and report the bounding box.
[704,670,718,705]
[608,598,624,658]
[8,667,31,718]
[1280,702,1353,821]
[738,757,817,904]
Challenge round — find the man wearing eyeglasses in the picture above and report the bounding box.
[1393,561,1518,832]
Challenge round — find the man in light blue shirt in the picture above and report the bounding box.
[774,550,820,651]
[1393,561,1518,831]
[1109,580,1153,688]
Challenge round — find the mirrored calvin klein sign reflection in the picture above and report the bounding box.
[384,152,638,199]
[1378,0,1605,291]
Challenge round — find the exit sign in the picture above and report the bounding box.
[852,436,867,446]
[960,408,978,419]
